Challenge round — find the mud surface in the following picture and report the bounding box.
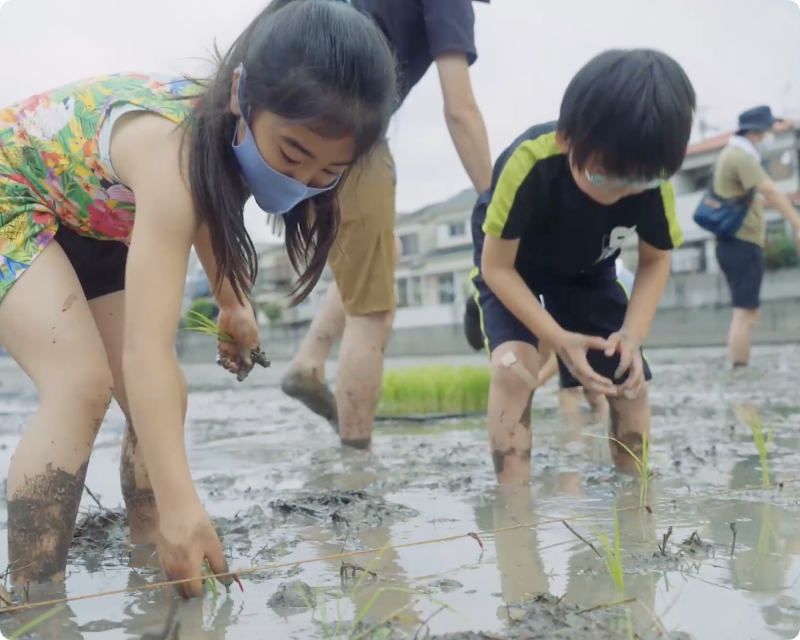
[0,346,797,638]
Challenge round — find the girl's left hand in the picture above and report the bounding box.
[216,300,260,381]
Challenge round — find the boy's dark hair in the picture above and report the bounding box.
[186,0,398,305]
[558,49,696,182]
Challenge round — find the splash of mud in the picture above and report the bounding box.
[271,489,418,527]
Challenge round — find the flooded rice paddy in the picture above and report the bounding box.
[0,346,799,639]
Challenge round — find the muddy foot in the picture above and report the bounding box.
[280,370,338,432]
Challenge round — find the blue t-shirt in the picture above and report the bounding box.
[354,0,479,106]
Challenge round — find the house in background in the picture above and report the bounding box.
[392,123,800,330]
[251,124,800,331]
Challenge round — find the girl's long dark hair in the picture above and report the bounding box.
[185,0,397,305]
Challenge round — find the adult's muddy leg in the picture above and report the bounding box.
[0,243,113,584]
[89,291,188,545]
[606,383,650,473]
[487,342,539,484]
[728,307,759,367]
[281,282,346,426]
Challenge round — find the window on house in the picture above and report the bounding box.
[396,278,409,308]
[447,221,466,237]
[410,276,422,306]
[438,272,456,304]
[399,234,419,256]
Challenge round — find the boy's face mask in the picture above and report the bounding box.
[231,64,341,215]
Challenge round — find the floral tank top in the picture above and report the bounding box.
[0,73,202,246]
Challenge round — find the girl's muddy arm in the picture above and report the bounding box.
[193,224,243,310]
[193,224,262,377]
[114,113,231,596]
[115,114,201,511]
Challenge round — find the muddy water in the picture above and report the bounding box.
[0,346,798,639]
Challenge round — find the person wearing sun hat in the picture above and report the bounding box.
[712,105,800,369]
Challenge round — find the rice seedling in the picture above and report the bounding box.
[202,559,219,601]
[183,310,233,341]
[734,405,774,487]
[593,503,625,594]
[182,310,270,369]
[378,365,490,416]
[583,432,652,508]
[299,546,452,639]
[6,603,67,639]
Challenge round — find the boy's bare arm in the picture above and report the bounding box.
[622,239,671,343]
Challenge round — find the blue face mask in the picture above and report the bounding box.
[232,64,341,215]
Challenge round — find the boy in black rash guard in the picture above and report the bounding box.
[470,49,696,484]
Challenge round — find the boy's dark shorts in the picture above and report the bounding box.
[715,236,763,310]
[472,270,652,389]
[55,225,128,301]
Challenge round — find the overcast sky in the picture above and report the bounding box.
[1,0,799,245]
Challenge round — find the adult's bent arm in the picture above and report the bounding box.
[435,51,493,193]
[758,178,800,235]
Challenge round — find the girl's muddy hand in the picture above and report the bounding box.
[156,502,232,599]
[217,301,260,380]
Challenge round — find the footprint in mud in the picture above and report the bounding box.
[270,489,418,527]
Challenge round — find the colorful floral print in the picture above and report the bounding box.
[0,73,202,302]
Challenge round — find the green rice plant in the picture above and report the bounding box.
[626,611,635,640]
[378,365,490,416]
[735,405,774,487]
[183,309,233,341]
[202,559,219,600]
[584,432,652,508]
[593,503,625,593]
[7,604,67,639]
[299,546,452,639]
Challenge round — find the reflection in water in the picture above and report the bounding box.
[307,456,423,635]
[0,347,799,638]
[474,481,660,637]
[3,584,83,640]
[706,455,800,638]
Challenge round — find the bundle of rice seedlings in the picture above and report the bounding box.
[378,364,490,417]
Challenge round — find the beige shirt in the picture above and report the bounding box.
[712,144,770,247]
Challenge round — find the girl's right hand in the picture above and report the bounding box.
[554,330,617,396]
[156,499,233,598]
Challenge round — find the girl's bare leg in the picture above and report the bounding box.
[0,243,113,584]
[88,291,188,545]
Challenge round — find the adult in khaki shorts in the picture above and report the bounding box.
[711,106,800,368]
[282,0,494,448]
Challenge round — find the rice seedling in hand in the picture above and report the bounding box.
[183,309,270,370]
